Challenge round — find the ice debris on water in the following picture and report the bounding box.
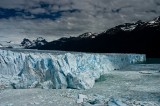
[77,94,88,104]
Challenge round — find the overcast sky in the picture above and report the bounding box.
[0,0,160,43]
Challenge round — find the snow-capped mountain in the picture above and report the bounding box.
[79,32,98,39]
[21,38,32,48]
[147,16,160,26]
[37,16,160,58]
[18,16,159,57]
[21,37,48,49]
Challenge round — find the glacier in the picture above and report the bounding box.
[0,49,146,89]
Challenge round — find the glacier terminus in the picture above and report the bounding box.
[0,49,146,89]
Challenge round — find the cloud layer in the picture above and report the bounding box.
[0,0,160,43]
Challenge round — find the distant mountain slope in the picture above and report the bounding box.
[21,37,48,49]
[37,17,159,58]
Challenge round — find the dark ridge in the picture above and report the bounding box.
[29,16,160,58]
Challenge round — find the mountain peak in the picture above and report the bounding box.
[79,32,98,39]
[147,16,160,26]
[21,38,32,47]
[21,37,48,49]
[36,37,46,41]
[79,32,93,38]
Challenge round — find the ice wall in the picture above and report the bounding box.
[0,49,146,89]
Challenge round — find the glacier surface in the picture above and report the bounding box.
[0,49,146,89]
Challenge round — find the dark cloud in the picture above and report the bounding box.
[39,1,51,9]
[0,7,80,20]
[0,0,160,43]
[112,8,122,13]
[145,10,157,13]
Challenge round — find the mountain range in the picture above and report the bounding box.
[21,16,160,58]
